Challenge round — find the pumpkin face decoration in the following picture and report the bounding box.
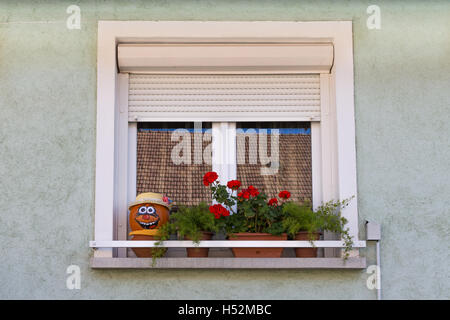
[128,192,171,257]
[134,205,160,229]
[129,202,169,232]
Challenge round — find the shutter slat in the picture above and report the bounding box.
[129,106,320,113]
[128,74,321,121]
[129,101,319,107]
[129,95,320,102]
[129,88,320,94]
[129,74,320,79]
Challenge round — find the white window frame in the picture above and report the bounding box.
[93,21,362,259]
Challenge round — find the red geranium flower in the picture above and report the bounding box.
[248,185,259,197]
[209,204,230,219]
[203,171,218,186]
[279,190,291,199]
[238,190,250,200]
[221,209,230,217]
[227,180,241,190]
[268,198,278,206]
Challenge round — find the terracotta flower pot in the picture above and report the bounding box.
[294,231,321,257]
[185,232,213,258]
[130,234,163,258]
[229,233,288,258]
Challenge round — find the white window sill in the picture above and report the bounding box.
[90,241,366,269]
[90,257,366,269]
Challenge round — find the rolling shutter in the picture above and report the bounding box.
[128,74,321,122]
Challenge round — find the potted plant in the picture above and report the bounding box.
[203,171,288,258]
[282,198,354,259]
[155,201,228,258]
[173,202,219,257]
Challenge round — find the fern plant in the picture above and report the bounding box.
[169,202,219,242]
[281,200,322,238]
[282,197,354,259]
[151,202,220,265]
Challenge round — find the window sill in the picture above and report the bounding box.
[90,257,366,269]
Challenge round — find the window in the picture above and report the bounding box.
[135,122,312,208]
[92,21,364,266]
[136,122,212,206]
[236,122,312,203]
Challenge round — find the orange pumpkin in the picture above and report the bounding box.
[129,202,169,232]
[128,193,170,257]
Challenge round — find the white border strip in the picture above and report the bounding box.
[95,21,359,253]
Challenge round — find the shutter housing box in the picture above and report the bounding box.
[118,42,333,74]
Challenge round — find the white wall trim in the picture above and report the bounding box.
[95,21,359,251]
[311,122,322,210]
[114,73,129,258]
[94,28,117,257]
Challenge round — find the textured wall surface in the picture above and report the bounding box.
[0,0,449,299]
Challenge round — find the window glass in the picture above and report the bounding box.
[136,122,212,206]
[236,122,312,202]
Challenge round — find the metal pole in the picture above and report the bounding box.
[376,241,381,300]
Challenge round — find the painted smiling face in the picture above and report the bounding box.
[129,196,170,233]
[134,204,160,229]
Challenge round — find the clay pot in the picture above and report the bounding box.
[229,233,287,258]
[130,234,167,258]
[185,232,213,258]
[128,192,171,258]
[294,231,321,257]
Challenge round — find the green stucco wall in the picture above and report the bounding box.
[0,0,449,299]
